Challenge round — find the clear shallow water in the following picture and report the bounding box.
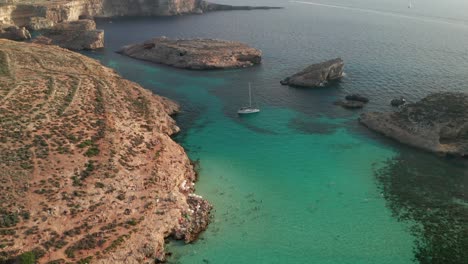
[82,0,468,263]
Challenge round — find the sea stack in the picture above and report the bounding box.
[281,58,344,87]
[118,37,262,70]
[359,92,468,157]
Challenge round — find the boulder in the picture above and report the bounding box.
[280,58,344,87]
[360,92,468,156]
[118,37,262,70]
[31,35,53,45]
[0,25,31,41]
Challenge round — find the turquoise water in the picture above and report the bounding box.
[82,0,468,262]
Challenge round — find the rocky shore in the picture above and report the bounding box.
[118,37,262,70]
[0,39,211,263]
[280,58,344,87]
[359,92,468,157]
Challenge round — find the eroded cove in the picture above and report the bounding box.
[79,2,468,262]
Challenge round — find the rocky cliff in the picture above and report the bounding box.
[0,39,211,263]
[0,0,282,27]
[360,92,468,157]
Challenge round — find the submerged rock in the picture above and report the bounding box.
[0,25,31,41]
[360,92,468,156]
[118,37,262,70]
[280,58,344,87]
[334,100,366,109]
[34,19,104,50]
[345,94,369,103]
[391,97,407,107]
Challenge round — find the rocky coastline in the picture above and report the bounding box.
[0,0,282,27]
[280,58,344,87]
[118,37,262,70]
[0,39,211,263]
[360,92,468,157]
[33,19,104,50]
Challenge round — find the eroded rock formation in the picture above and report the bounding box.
[0,39,211,263]
[33,19,104,50]
[281,58,344,87]
[360,92,468,156]
[118,37,262,70]
[0,24,30,40]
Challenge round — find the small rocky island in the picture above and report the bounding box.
[360,92,468,157]
[280,58,344,87]
[118,37,262,70]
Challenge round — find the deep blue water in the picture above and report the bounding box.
[83,0,468,263]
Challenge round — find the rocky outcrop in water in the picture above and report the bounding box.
[360,92,468,156]
[345,94,369,103]
[334,93,369,109]
[33,19,104,50]
[0,24,30,40]
[391,97,407,107]
[199,1,283,12]
[334,100,365,109]
[0,39,211,263]
[118,37,262,70]
[280,58,344,87]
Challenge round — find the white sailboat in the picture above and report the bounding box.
[238,83,260,115]
[408,2,413,8]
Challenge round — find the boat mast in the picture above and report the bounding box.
[249,82,252,107]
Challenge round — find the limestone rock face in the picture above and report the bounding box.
[0,39,211,263]
[27,16,54,30]
[118,37,262,70]
[360,92,468,156]
[281,58,344,87]
[34,19,104,50]
[0,0,283,27]
[0,24,31,40]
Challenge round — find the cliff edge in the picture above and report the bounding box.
[0,0,283,27]
[0,39,211,263]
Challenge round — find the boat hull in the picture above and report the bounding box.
[238,108,260,114]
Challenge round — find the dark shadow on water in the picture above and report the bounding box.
[288,116,340,135]
[375,150,468,264]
